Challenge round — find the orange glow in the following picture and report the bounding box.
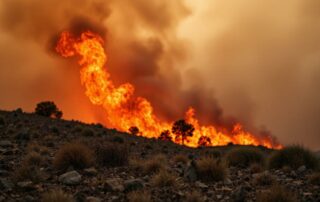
[56,31,282,149]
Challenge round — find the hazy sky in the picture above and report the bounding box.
[0,0,319,149]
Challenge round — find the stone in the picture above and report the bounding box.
[124,178,144,192]
[17,181,34,190]
[86,196,102,202]
[59,171,82,185]
[195,181,208,189]
[297,165,306,173]
[0,178,14,190]
[105,178,124,192]
[0,141,12,148]
[184,160,197,182]
[231,186,247,202]
[224,178,232,185]
[84,167,98,176]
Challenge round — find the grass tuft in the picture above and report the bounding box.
[196,156,227,182]
[226,147,265,168]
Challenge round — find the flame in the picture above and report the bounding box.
[56,31,282,149]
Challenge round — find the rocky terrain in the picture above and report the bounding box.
[0,109,319,202]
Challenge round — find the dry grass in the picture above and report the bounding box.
[226,147,265,168]
[151,169,176,187]
[24,151,43,166]
[27,142,50,156]
[185,191,204,202]
[127,190,152,202]
[309,172,320,185]
[95,142,128,167]
[196,157,227,182]
[130,154,167,175]
[256,185,298,202]
[253,172,276,186]
[42,190,74,202]
[53,142,94,171]
[268,145,319,170]
[173,154,189,164]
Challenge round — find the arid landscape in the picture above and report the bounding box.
[0,105,319,202]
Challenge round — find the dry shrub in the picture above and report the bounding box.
[127,190,152,202]
[185,191,204,202]
[151,169,176,187]
[196,157,227,182]
[309,172,320,185]
[27,142,49,155]
[14,152,44,183]
[42,190,74,202]
[268,145,318,170]
[256,185,298,202]
[96,142,128,167]
[173,154,189,164]
[142,155,167,174]
[24,151,43,166]
[53,142,94,171]
[253,172,276,186]
[226,147,265,168]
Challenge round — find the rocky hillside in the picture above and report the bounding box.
[0,109,319,202]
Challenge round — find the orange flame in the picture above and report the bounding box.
[56,31,282,149]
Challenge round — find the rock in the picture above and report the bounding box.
[86,196,102,202]
[59,171,82,185]
[184,160,197,182]
[105,178,124,192]
[17,181,34,190]
[0,141,12,148]
[84,167,98,176]
[0,178,14,190]
[0,196,5,202]
[195,181,208,189]
[224,178,232,185]
[297,165,306,173]
[231,186,247,202]
[124,178,144,192]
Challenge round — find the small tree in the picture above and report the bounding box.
[172,119,194,145]
[35,101,63,119]
[159,130,172,141]
[129,126,139,135]
[198,136,211,147]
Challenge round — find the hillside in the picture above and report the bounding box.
[0,109,319,202]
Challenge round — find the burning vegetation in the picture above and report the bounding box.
[55,30,282,149]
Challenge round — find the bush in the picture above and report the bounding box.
[196,157,227,182]
[173,154,189,164]
[253,172,276,186]
[256,185,298,202]
[309,172,320,185]
[268,145,318,170]
[127,190,152,202]
[35,101,63,119]
[96,142,128,167]
[151,169,176,187]
[226,147,265,167]
[185,191,204,202]
[24,152,43,167]
[129,126,139,135]
[42,190,74,202]
[130,154,167,175]
[53,142,94,171]
[15,164,43,183]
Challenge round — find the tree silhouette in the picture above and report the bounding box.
[159,130,172,141]
[198,136,211,147]
[35,101,63,119]
[129,126,139,135]
[172,119,194,145]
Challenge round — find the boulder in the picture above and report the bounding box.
[59,171,82,185]
[105,178,124,192]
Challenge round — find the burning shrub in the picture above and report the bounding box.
[185,191,204,202]
[256,185,298,202]
[129,126,140,135]
[196,156,227,182]
[53,142,94,171]
[159,130,172,141]
[35,101,63,119]
[226,147,265,168]
[198,136,212,147]
[42,190,74,202]
[268,145,318,170]
[151,169,176,187]
[172,119,194,145]
[96,142,128,167]
[127,190,152,202]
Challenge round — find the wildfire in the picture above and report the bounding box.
[56,31,282,149]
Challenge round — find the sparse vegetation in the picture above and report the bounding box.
[268,145,319,169]
[127,190,152,202]
[196,156,227,182]
[173,154,189,164]
[226,147,265,167]
[95,142,128,167]
[35,101,63,119]
[42,190,74,202]
[256,185,298,202]
[53,142,94,171]
[130,154,167,174]
[172,119,194,145]
[151,169,176,187]
[185,191,205,202]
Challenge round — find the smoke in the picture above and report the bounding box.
[0,0,319,149]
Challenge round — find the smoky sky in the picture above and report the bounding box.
[0,0,319,149]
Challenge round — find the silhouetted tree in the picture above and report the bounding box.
[172,119,194,145]
[198,136,211,147]
[129,126,139,135]
[159,130,172,141]
[35,101,63,119]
